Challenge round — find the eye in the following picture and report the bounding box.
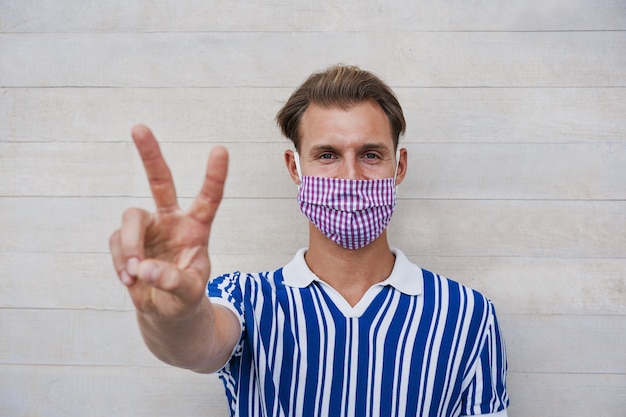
[362,152,381,160]
[317,152,336,161]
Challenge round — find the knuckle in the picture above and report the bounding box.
[161,266,182,291]
[108,229,120,248]
[122,207,144,222]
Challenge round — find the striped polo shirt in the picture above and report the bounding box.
[208,248,509,417]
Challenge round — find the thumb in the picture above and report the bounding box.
[136,259,204,303]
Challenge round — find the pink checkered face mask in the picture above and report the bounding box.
[294,151,399,250]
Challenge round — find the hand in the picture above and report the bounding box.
[109,125,228,319]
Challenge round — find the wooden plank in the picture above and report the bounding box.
[1,253,625,315]
[0,196,309,255]
[0,252,133,311]
[0,142,293,200]
[3,141,625,200]
[2,87,625,144]
[0,364,229,417]
[390,199,626,258]
[499,314,626,374]
[0,309,156,367]
[407,256,626,316]
[2,309,625,374]
[506,372,626,417]
[2,0,625,32]
[0,197,622,258]
[1,365,624,417]
[0,252,294,311]
[399,87,626,144]
[0,87,283,143]
[401,142,626,201]
[1,32,625,87]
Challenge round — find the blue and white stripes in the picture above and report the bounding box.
[208,250,508,417]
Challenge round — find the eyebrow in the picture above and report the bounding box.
[308,144,337,154]
[357,143,391,153]
[308,142,392,154]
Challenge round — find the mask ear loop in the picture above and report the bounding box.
[393,148,401,194]
[294,151,303,182]
[393,149,401,180]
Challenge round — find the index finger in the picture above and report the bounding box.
[131,124,179,212]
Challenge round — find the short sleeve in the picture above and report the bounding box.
[207,272,245,330]
[461,303,509,416]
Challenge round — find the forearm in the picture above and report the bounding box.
[137,297,238,373]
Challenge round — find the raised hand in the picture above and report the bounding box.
[109,125,228,319]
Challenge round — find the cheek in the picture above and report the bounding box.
[359,161,396,179]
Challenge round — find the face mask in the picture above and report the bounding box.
[294,151,399,250]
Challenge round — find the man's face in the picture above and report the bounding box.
[294,100,404,182]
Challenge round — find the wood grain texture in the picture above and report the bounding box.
[2,32,625,88]
[1,253,624,315]
[506,372,626,417]
[1,1,625,416]
[0,364,229,417]
[2,309,624,375]
[2,366,625,417]
[2,0,625,32]
[2,87,625,144]
[1,197,623,258]
[2,141,625,199]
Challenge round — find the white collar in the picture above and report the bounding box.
[282,248,423,296]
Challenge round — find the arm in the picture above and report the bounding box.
[137,298,240,373]
[461,303,509,416]
[109,125,240,373]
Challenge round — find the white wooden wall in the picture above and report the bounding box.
[1,1,625,416]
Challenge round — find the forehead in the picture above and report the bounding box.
[299,100,394,150]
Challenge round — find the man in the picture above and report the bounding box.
[109,65,509,416]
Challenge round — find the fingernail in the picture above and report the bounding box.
[120,271,133,286]
[137,261,161,283]
[149,263,161,283]
[126,257,139,276]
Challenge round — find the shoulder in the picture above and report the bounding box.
[389,249,496,308]
[427,268,491,299]
[402,256,496,324]
[207,268,286,317]
[208,267,287,295]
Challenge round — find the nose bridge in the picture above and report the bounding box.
[341,152,360,179]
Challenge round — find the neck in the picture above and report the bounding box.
[305,226,395,306]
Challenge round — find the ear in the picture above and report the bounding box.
[284,150,301,185]
[394,148,408,186]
